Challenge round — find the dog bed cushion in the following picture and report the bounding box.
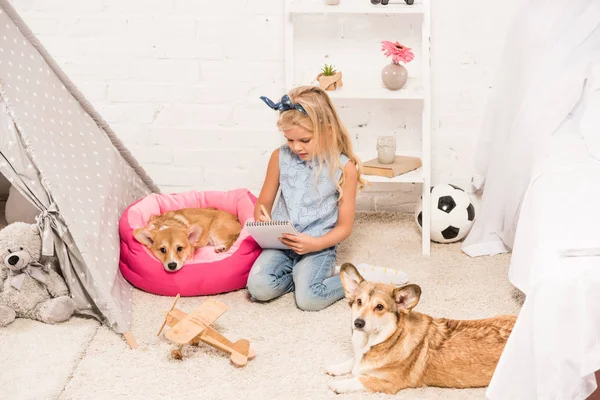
[119,188,262,296]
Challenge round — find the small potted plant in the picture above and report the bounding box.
[316,63,343,91]
[380,40,414,90]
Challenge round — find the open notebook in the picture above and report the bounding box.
[244,220,299,250]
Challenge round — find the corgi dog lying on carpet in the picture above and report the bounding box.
[134,208,241,272]
[326,263,517,395]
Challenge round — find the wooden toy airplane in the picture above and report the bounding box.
[157,294,256,367]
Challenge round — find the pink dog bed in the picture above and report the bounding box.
[119,188,262,296]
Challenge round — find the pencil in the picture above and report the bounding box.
[260,204,271,220]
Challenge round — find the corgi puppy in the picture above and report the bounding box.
[326,263,517,395]
[133,207,241,272]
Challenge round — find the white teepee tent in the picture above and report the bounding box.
[0,0,161,346]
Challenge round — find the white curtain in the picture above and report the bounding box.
[461,0,600,257]
[581,63,600,162]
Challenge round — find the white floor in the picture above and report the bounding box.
[0,212,521,400]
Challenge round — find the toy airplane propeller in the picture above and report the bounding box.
[157,294,256,367]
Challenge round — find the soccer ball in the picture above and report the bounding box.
[414,184,475,244]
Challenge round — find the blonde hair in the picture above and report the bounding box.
[276,85,365,199]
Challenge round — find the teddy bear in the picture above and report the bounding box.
[0,222,76,327]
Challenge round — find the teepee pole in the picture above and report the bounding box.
[123,331,138,350]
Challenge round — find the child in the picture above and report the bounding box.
[247,85,365,311]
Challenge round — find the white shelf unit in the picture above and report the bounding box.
[287,2,425,15]
[284,0,431,256]
[327,76,424,100]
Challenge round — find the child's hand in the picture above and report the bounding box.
[258,215,271,222]
[279,233,319,255]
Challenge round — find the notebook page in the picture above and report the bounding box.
[244,221,299,250]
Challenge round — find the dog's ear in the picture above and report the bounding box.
[340,263,364,301]
[187,224,203,244]
[134,228,154,246]
[393,284,421,313]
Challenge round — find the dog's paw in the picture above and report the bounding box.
[328,378,364,394]
[325,364,348,376]
[214,245,227,253]
[325,359,353,376]
[328,380,346,394]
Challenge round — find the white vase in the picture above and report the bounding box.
[326,0,340,4]
[381,62,408,90]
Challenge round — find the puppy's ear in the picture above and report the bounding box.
[340,263,364,301]
[393,284,421,313]
[187,224,203,244]
[134,228,154,246]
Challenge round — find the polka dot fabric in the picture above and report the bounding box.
[0,5,155,332]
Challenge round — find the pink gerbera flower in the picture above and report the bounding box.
[381,40,415,64]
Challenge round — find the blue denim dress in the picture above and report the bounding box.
[272,145,350,237]
[246,145,350,311]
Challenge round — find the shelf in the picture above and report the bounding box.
[363,167,423,183]
[288,2,425,15]
[285,0,431,256]
[357,151,424,183]
[325,80,423,101]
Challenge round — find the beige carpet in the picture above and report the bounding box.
[1,212,520,400]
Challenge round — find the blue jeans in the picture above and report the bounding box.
[246,247,343,311]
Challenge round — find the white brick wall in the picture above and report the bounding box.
[9,0,521,212]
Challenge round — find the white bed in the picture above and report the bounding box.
[456,2,600,396]
[485,128,600,399]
